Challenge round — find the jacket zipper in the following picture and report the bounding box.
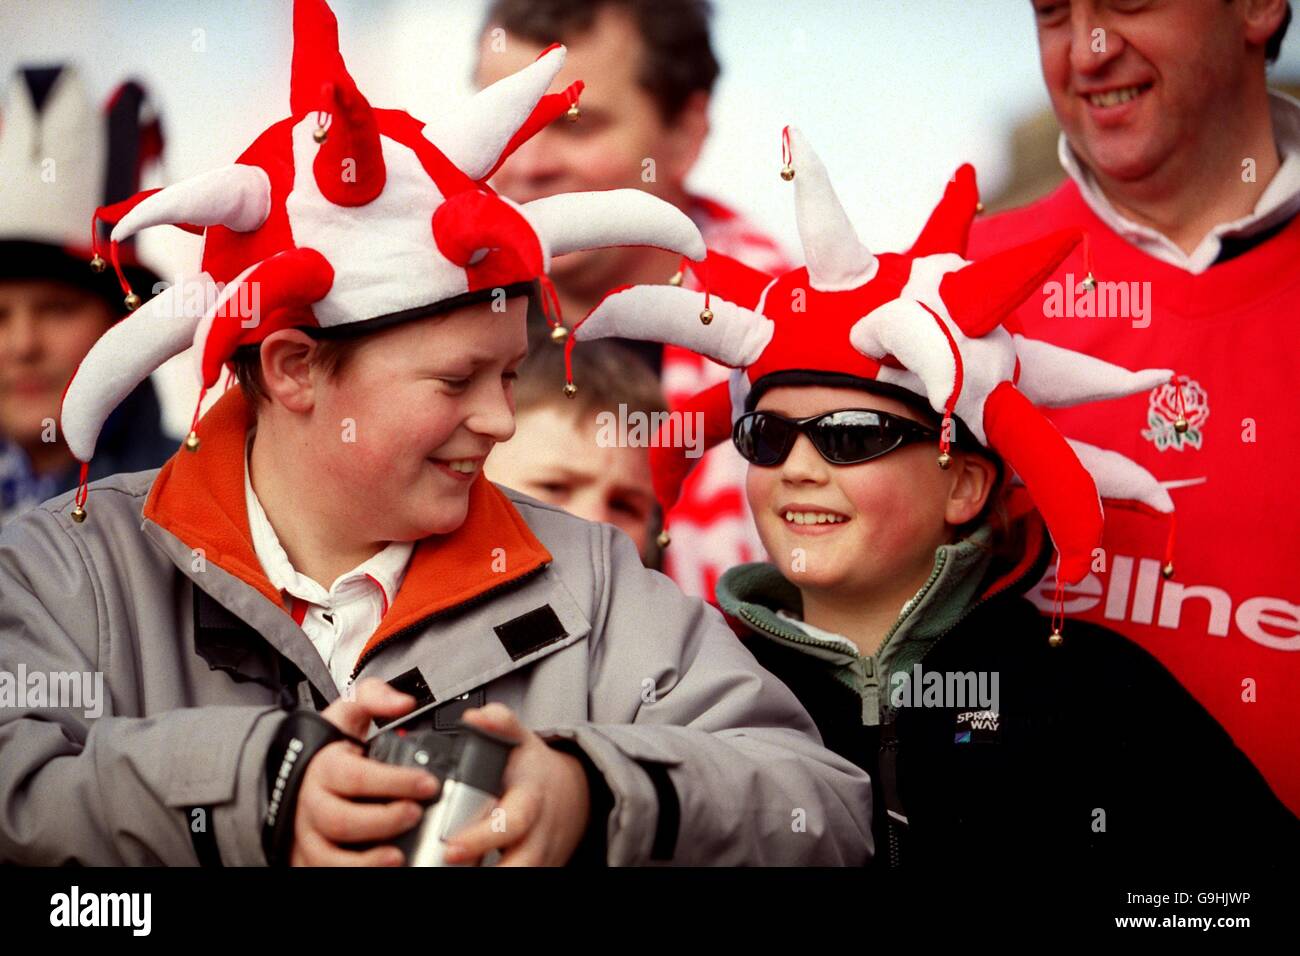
[349,563,549,681]
[876,549,949,659]
[735,545,951,701]
[872,540,1050,867]
[735,605,867,696]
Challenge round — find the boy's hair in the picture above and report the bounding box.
[230,337,359,410]
[516,325,668,422]
[482,0,720,122]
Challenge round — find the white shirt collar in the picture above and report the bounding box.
[1058,90,1300,274]
[243,430,413,611]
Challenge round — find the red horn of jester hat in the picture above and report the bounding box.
[572,126,1181,599]
[59,0,706,520]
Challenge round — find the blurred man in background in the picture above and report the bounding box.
[0,66,173,525]
[970,0,1299,814]
[476,0,787,602]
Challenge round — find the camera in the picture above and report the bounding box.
[366,722,515,866]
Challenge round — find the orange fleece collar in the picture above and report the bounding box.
[143,389,553,660]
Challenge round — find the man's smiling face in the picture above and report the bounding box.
[1033,0,1260,183]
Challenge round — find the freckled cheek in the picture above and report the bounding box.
[744,467,784,553]
[837,463,945,547]
[745,465,781,517]
[335,406,461,483]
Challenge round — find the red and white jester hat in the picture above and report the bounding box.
[59,0,705,520]
[572,127,1190,620]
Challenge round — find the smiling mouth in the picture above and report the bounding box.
[782,509,849,526]
[1083,83,1152,108]
[430,457,483,479]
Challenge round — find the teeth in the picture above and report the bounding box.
[783,511,847,525]
[445,459,478,474]
[1088,85,1143,108]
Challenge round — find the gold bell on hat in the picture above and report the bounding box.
[124,292,141,311]
[1173,416,1189,435]
[699,308,714,325]
[71,504,87,523]
[1048,629,1063,647]
[550,324,568,344]
[975,202,985,213]
[566,103,581,121]
[313,124,328,144]
[1162,562,1175,579]
[1080,272,1096,292]
[656,530,671,548]
[937,452,952,470]
[184,431,201,452]
[89,254,107,273]
[780,164,795,182]
[563,382,577,398]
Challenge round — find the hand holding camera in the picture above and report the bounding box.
[287,679,437,867]
[270,680,592,866]
[440,703,593,867]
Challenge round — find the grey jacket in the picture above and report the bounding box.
[0,462,872,866]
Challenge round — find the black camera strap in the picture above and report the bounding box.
[261,710,360,866]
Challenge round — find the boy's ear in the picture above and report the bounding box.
[259,330,320,414]
[1241,0,1289,51]
[944,450,999,527]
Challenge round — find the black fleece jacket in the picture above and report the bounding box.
[722,518,1298,875]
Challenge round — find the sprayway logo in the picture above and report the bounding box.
[1030,555,1299,651]
[954,709,1001,744]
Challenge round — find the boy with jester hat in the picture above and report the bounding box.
[570,126,1297,871]
[0,0,872,867]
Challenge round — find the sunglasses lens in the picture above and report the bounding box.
[811,411,902,463]
[735,414,794,465]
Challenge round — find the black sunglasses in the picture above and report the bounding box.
[733,409,939,467]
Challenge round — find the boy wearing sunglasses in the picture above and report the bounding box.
[572,127,1297,871]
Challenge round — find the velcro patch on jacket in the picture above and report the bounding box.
[493,605,568,661]
[385,667,437,710]
[434,687,487,731]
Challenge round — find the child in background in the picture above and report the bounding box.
[486,328,667,566]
